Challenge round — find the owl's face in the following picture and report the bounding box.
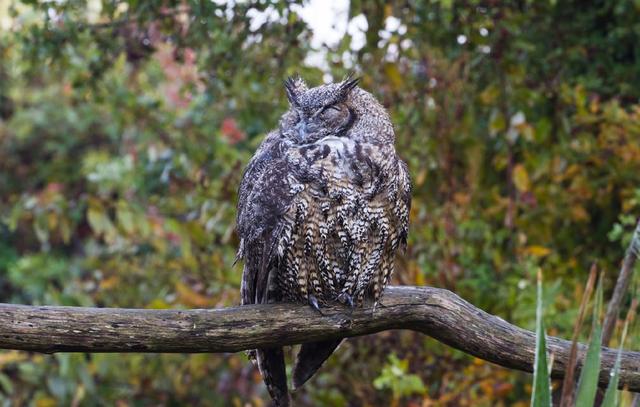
[281,76,359,145]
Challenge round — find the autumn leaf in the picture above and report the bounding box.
[513,164,531,192]
[175,281,216,308]
[220,117,246,145]
[524,246,552,257]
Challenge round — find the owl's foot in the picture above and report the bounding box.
[372,300,388,314]
[308,294,324,315]
[336,292,355,309]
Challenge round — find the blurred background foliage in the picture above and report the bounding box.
[1,0,639,405]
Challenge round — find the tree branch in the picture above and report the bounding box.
[1,286,639,391]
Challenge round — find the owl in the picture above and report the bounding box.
[236,75,411,406]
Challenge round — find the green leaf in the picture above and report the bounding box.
[531,270,551,407]
[575,275,604,406]
[513,164,531,192]
[87,202,109,234]
[373,354,426,399]
[489,109,506,137]
[33,212,50,245]
[601,316,630,407]
[116,200,135,234]
[7,202,23,231]
[0,372,13,393]
[87,199,117,242]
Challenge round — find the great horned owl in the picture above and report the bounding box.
[236,75,411,406]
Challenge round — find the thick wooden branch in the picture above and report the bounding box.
[1,286,638,391]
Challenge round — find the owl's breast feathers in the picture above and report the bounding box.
[237,131,411,307]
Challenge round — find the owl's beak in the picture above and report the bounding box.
[295,120,308,142]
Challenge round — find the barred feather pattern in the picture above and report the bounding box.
[236,80,411,406]
[262,140,409,306]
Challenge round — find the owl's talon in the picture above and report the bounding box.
[375,300,388,309]
[308,294,324,315]
[337,293,355,308]
[370,300,387,317]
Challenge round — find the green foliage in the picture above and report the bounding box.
[530,271,551,407]
[601,316,630,407]
[1,0,640,405]
[575,275,604,406]
[373,354,426,400]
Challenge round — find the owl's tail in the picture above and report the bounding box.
[257,347,290,407]
[292,339,343,390]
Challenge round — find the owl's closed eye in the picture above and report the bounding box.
[283,77,359,144]
[315,104,347,121]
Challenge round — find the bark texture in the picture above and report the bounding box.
[1,286,638,391]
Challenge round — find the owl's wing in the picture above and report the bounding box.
[237,134,295,306]
[237,134,294,407]
[397,157,412,250]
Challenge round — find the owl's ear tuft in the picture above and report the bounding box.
[284,75,307,107]
[338,73,360,98]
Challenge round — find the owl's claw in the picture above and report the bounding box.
[308,294,324,316]
[337,292,355,309]
[373,300,388,311]
[370,299,388,317]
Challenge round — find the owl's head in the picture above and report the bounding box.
[279,75,395,146]
[280,75,360,144]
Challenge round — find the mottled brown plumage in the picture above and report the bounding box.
[236,75,411,406]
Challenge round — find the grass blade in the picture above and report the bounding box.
[601,299,637,407]
[531,269,551,407]
[603,219,640,345]
[559,264,597,407]
[575,273,604,406]
[601,323,626,407]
